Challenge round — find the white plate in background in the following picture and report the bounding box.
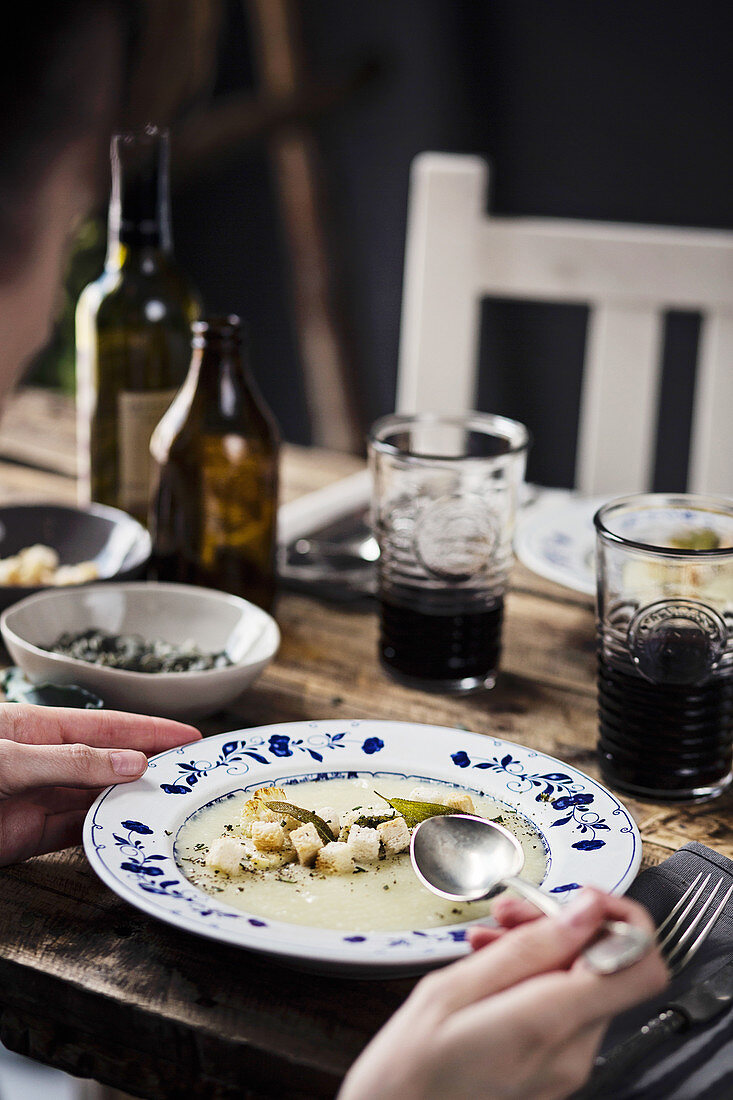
[515,493,607,596]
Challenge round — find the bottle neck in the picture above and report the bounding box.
[192,339,251,400]
[106,129,173,269]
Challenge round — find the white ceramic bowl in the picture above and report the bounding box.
[0,582,280,719]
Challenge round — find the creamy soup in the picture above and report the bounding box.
[175,777,547,933]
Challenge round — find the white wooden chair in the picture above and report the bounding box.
[397,153,733,496]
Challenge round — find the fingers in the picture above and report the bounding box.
[2,704,201,752]
[569,935,668,1020]
[420,888,649,1016]
[467,894,542,950]
[466,924,503,951]
[492,889,652,931]
[493,893,543,927]
[463,941,666,1048]
[0,740,149,796]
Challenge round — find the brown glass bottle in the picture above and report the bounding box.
[76,126,199,525]
[149,317,280,611]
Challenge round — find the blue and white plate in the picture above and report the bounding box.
[83,720,641,976]
[515,493,607,596]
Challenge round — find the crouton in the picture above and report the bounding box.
[338,809,360,841]
[441,791,475,814]
[251,821,287,852]
[409,786,444,804]
[347,824,380,863]
[315,841,354,875]
[290,822,323,866]
[244,837,294,870]
[378,816,411,856]
[205,837,251,876]
[252,850,294,870]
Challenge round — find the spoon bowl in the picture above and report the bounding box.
[411,813,525,901]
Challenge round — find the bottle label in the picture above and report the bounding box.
[118,389,178,513]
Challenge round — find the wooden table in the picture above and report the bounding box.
[0,388,731,1099]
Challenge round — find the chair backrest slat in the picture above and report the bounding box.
[474,220,733,309]
[576,305,664,495]
[396,155,486,414]
[688,312,733,494]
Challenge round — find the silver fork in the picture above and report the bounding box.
[656,871,733,976]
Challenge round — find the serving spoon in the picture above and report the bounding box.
[410,814,651,974]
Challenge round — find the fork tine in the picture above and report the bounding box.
[657,872,708,952]
[656,871,704,941]
[663,878,722,960]
[666,880,733,976]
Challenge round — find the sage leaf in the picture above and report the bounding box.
[374,791,454,829]
[339,810,396,842]
[352,812,397,830]
[264,801,336,845]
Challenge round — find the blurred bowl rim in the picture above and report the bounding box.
[0,500,152,581]
[0,581,281,682]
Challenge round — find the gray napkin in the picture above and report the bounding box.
[597,841,733,1100]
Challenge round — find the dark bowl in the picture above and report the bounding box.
[0,502,151,611]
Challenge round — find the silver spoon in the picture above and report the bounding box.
[289,533,380,565]
[410,815,651,975]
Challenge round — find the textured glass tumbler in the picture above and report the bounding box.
[595,494,733,803]
[368,412,529,693]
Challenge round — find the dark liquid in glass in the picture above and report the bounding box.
[598,649,733,799]
[379,593,503,687]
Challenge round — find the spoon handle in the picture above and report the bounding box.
[503,877,651,975]
[503,876,561,917]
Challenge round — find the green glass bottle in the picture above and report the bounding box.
[76,125,198,525]
[150,316,280,612]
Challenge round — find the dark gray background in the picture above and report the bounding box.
[173,0,732,489]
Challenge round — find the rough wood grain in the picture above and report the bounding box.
[0,460,77,504]
[0,387,78,475]
[0,388,364,503]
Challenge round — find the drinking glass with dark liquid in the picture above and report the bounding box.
[368,413,529,693]
[595,494,733,803]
